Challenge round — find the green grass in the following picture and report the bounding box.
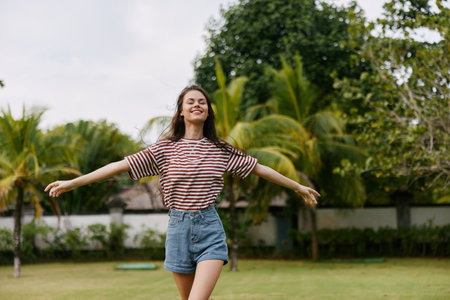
[0,259,449,299]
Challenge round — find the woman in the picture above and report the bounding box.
[45,85,320,300]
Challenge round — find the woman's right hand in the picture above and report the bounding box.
[44,180,76,198]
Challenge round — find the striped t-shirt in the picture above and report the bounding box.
[124,137,258,211]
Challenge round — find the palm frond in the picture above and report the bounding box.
[240,104,277,122]
[303,111,345,138]
[247,147,299,181]
[139,115,172,143]
[227,121,254,149]
[252,114,309,143]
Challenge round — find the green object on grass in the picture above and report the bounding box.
[114,263,157,270]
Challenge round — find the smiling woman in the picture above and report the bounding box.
[45,85,319,300]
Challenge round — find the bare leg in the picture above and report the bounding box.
[172,272,195,300]
[188,259,224,300]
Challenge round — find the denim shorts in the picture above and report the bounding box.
[164,204,229,274]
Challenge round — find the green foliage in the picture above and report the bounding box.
[107,223,130,257]
[64,228,89,257]
[133,227,165,248]
[0,221,160,262]
[334,0,450,195]
[0,106,79,216]
[212,59,304,224]
[87,223,108,250]
[49,120,140,214]
[266,53,367,208]
[0,228,13,251]
[194,0,368,111]
[216,207,253,246]
[290,222,450,258]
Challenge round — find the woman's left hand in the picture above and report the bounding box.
[295,184,320,207]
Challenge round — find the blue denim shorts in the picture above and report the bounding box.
[164,204,229,274]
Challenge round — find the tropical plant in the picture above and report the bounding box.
[265,53,367,259]
[213,58,305,270]
[0,106,79,277]
[49,120,141,214]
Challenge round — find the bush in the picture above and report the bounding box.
[290,223,450,258]
[87,224,108,250]
[0,228,13,251]
[106,223,130,258]
[133,226,165,248]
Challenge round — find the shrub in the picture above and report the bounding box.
[107,223,130,258]
[87,223,108,250]
[0,228,13,251]
[290,223,450,258]
[133,226,165,248]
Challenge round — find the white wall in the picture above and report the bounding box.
[122,214,169,248]
[316,208,397,229]
[245,214,277,246]
[410,207,450,226]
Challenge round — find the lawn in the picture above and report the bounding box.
[0,259,449,299]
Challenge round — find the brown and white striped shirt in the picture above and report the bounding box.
[125,137,258,211]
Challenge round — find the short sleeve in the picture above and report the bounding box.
[225,146,258,178]
[125,142,162,181]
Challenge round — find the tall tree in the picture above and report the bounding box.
[194,0,368,112]
[213,58,303,270]
[49,120,140,214]
[264,53,367,258]
[334,0,450,211]
[0,107,79,277]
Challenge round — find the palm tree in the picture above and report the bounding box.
[49,120,141,214]
[0,107,79,277]
[266,53,367,259]
[213,58,305,270]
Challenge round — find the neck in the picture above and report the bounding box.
[183,123,204,140]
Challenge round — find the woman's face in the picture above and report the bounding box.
[180,90,209,124]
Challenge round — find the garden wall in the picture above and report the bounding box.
[0,206,449,248]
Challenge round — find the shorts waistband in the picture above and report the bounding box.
[168,204,216,217]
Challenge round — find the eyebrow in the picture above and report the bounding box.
[186,97,206,101]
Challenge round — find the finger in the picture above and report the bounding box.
[44,182,58,192]
[50,187,60,198]
[309,189,320,197]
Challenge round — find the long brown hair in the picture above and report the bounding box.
[167,85,231,151]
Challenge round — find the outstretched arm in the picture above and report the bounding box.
[251,163,320,206]
[44,160,130,198]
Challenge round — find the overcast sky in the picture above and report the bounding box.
[0,0,387,140]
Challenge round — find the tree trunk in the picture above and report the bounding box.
[393,189,412,229]
[13,187,24,278]
[227,175,238,271]
[308,206,319,260]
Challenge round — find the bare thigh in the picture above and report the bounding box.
[172,272,195,300]
[188,259,223,300]
[172,259,224,300]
